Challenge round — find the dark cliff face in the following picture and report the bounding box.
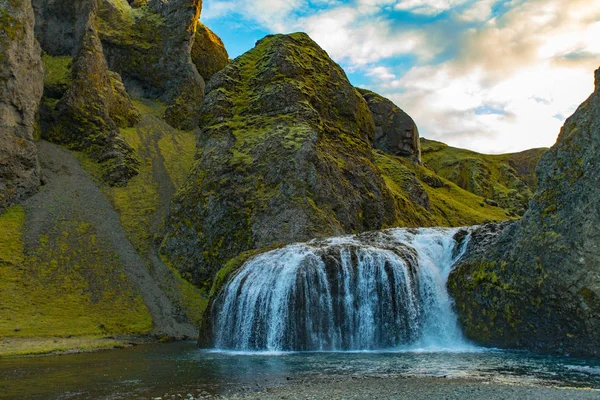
[0,0,44,211]
[160,33,399,288]
[358,88,421,162]
[32,0,208,185]
[449,67,600,356]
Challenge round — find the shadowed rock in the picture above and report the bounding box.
[0,0,44,211]
[358,88,421,162]
[449,67,600,356]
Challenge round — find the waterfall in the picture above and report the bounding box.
[212,227,471,352]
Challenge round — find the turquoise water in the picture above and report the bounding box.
[1,342,600,399]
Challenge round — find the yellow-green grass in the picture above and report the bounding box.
[42,54,72,89]
[375,152,511,227]
[77,99,206,323]
[0,206,153,339]
[420,138,546,214]
[0,336,129,357]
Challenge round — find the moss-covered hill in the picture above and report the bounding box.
[421,139,547,216]
[161,32,513,293]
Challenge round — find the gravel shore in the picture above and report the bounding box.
[215,376,600,400]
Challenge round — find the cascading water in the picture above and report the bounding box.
[212,227,472,352]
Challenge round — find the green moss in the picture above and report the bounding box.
[421,138,546,216]
[77,99,205,325]
[0,210,153,338]
[42,54,72,95]
[375,152,510,226]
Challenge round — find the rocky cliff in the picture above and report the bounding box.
[161,33,398,288]
[0,0,44,212]
[449,68,600,356]
[358,88,421,162]
[161,33,511,293]
[33,0,206,185]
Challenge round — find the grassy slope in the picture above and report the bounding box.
[376,152,510,227]
[77,99,208,325]
[0,204,152,340]
[420,138,547,216]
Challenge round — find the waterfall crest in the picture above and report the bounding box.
[213,228,471,351]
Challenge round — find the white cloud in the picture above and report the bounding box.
[202,0,600,153]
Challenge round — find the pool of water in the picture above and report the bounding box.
[1,342,600,399]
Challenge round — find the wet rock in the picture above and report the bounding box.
[449,67,600,356]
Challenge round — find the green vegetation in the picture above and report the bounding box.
[375,152,511,227]
[0,336,130,357]
[0,206,153,340]
[77,99,205,324]
[42,54,72,97]
[421,138,546,216]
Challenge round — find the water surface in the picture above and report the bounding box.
[2,342,600,399]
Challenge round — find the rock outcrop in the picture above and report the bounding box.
[191,22,229,82]
[32,0,211,184]
[45,11,141,186]
[449,67,600,356]
[96,0,205,130]
[0,0,44,211]
[161,33,398,288]
[358,88,421,161]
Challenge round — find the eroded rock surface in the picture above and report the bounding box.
[161,33,397,288]
[449,68,600,356]
[0,0,44,211]
[358,88,421,161]
[191,22,229,82]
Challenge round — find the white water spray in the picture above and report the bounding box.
[213,228,472,351]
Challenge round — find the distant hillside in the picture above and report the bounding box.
[421,139,547,216]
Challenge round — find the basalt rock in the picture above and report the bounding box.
[33,0,206,130]
[161,33,397,289]
[191,22,229,82]
[44,7,140,186]
[97,0,205,130]
[358,88,421,162]
[0,0,44,211]
[449,67,600,356]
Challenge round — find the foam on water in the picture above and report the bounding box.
[213,227,475,352]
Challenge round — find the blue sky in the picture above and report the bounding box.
[201,0,600,153]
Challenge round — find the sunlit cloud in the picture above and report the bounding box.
[202,0,600,154]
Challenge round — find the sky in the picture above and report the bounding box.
[200,0,600,154]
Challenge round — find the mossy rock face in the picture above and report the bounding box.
[421,138,546,216]
[33,0,206,130]
[449,68,600,356]
[358,88,421,162]
[161,33,399,289]
[45,15,141,186]
[97,0,205,129]
[191,22,229,82]
[0,0,44,212]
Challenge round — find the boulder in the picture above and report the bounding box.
[358,88,421,161]
[0,0,44,211]
[449,67,600,356]
[161,33,397,288]
[191,22,229,82]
